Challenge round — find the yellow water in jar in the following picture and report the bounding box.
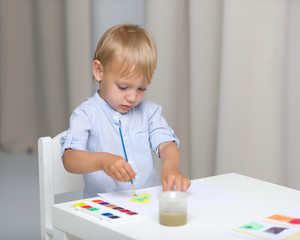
[159,212,187,226]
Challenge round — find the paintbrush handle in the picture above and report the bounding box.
[119,127,128,162]
[119,126,136,192]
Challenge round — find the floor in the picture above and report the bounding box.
[0,150,41,240]
[0,150,82,240]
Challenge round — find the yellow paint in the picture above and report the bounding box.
[73,202,86,207]
[129,193,151,203]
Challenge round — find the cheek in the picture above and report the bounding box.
[137,92,145,102]
[106,85,119,97]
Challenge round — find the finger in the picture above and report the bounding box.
[122,162,136,181]
[118,165,132,182]
[166,176,175,191]
[120,162,136,182]
[106,159,126,181]
[108,166,118,180]
[175,179,183,191]
[112,171,125,182]
[182,179,191,192]
[162,178,167,191]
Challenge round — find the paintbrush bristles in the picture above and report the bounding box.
[131,183,138,196]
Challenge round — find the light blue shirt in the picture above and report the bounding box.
[60,91,179,198]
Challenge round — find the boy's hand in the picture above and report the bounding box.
[158,141,191,192]
[102,154,136,182]
[161,167,191,192]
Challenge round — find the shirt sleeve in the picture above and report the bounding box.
[147,102,180,157]
[60,107,91,159]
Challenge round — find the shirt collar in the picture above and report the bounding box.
[92,91,122,124]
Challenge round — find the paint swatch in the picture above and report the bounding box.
[230,206,300,239]
[268,215,300,225]
[72,198,141,223]
[231,220,300,239]
[129,193,151,203]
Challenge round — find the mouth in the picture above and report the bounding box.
[121,105,132,110]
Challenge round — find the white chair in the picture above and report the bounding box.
[38,131,84,240]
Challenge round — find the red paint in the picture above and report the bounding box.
[126,212,138,215]
[289,218,300,224]
[81,205,92,209]
[119,209,131,213]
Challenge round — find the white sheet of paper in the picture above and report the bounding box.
[230,220,299,240]
[230,206,300,240]
[97,179,245,215]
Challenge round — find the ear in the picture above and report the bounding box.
[92,59,103,82]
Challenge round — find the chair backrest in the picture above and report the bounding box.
[38,131,84,240]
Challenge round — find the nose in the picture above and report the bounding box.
[126,90,137,103]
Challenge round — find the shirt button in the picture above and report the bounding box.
[113,116,119,122]
[113,113,121,123]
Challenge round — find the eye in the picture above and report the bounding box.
[138,87,147,91]
[118,85,127,90]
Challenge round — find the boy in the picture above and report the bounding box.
[61,24,191,198]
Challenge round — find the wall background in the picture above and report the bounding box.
[1,0,300,189]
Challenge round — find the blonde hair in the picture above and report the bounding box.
[93,24,157,83]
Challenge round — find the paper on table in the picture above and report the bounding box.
[230,206,300,240]
[98,179,245,216]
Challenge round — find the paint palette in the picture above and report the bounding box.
[72,198,141,223]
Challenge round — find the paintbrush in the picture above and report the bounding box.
[119,126,138,197]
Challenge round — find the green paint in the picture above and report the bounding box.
[239,222,264,231]
[87,208,99,211]
[129,193,151,203]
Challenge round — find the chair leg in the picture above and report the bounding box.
[53,227,81,240]
[53,228,66,240]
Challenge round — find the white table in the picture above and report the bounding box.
[52,173,300,239]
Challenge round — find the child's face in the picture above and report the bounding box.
[94,60,148,114]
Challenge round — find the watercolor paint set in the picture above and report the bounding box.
[72,198,141,223]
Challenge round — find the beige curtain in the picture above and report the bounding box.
[0,0,92,153]
[145,0,300,189]
[1,0,300,191]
